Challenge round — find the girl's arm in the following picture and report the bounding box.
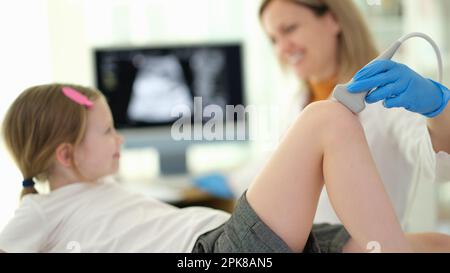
[246,100,411,252]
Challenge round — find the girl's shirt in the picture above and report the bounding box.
[0,180,230,252]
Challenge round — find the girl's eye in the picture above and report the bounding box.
[105,127,112,134]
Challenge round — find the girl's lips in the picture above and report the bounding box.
[113,153,121,158]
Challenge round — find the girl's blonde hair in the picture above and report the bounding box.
[259,0,379,83]
[2,83,102,199]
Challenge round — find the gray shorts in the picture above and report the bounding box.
[192,193,350,253]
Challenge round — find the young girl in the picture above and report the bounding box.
[0,83,447,253]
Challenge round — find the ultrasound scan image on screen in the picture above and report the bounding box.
[94,44,244,128]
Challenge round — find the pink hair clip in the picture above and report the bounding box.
[62,87,93,108]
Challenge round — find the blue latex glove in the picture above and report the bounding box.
[347,60,450,118]
[192,173,234,199]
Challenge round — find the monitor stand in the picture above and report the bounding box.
[158,141,189,175]
[120,127,190,176]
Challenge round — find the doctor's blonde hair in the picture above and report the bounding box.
[2,84,102,199]
[259,0,379,83]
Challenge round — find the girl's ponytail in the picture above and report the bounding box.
[20,178,38,199]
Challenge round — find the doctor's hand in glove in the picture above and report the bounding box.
[192,173,235,199]
[347,60,450,118]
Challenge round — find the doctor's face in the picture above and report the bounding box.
[261,0,341,82]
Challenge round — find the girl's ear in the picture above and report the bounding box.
[55,143,74,167]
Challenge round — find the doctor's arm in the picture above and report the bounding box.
[347,60,450,153]
[428,104,450,153]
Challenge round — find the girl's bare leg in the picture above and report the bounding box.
[405,233,450,252]
[246,100,411,252]
[344,233,450,253]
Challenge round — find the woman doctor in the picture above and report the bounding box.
[194,0,450,229]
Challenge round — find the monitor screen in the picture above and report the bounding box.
[94,43,245,129]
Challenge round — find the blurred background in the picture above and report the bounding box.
[1,0,450,234]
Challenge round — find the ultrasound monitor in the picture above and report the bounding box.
[94,43,246,175]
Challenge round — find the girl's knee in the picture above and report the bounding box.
[300,100,363,137]
[303,101,359,123]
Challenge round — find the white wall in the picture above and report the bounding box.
[0,0,52,230]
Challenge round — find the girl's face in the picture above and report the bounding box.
[74,97,123,182]
[261,0,341,82]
